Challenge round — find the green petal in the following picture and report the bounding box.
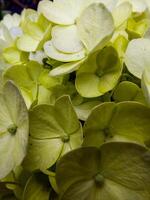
[4,61,42,91]
[76,73,102,97]
[83,102,150,147]
[23,173,50,200]
[113,35,128,59]
[23,96,82,171]
[44,40,85,62]
[4,61,60,107]
[52,25,84,53]
[113,81,146,104]
[3,46,28,65]
[77,3,114,52]
[56,142,150,200]
[126,18,149,39]
[142,67,150,106]
[49,60,85,76]
[0,82,29,179]
[125,38,150,79]
[74,101,101,121]
[76,46,122,97]
[23,137,63,171]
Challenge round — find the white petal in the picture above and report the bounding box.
[125,38,150,79]
[0,24,12,45]
[77,3,114,52]
[2,13,21,30]
[29,51,47,64]
[117,0,147,13]
[9,27,23,39]
[17,34,39,52]
[112,2,132,28]
[52,25,84,53]
[44,40,85,62]
[38,0,79,25]
[98,0,118,11]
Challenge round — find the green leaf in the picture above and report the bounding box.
[23,96,83,171]
[56,142,150,200]
[23,173,50,200]
[83,102,150,147]
[77,3,114,52]
[125,38,150,79]
[0,81,29,179]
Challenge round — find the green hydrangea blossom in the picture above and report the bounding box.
[0,0,150,199]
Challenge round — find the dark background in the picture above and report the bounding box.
[0,0,45,19]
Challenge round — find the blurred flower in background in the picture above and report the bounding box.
[0,0,42,19]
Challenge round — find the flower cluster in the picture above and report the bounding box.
[1,0,150,199]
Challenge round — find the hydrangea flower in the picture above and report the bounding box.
[38,0,115,75]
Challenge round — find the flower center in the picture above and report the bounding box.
[8,124,18,135]
[61,135,70,143]
[94,173,105,187]
[42,58,52,70]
